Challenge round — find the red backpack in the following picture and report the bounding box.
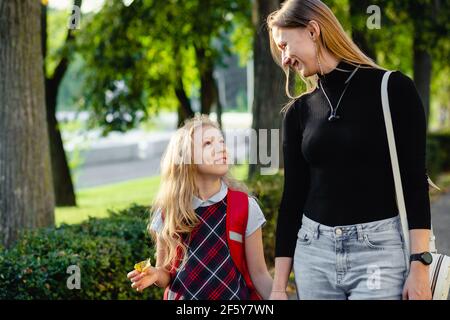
[162,188,262,300]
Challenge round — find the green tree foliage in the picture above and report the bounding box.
[77,0,252,134]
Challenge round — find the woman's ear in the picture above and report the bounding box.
[307,20,321,40]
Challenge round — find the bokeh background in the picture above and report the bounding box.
[0,0,449,299]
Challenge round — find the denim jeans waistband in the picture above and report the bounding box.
[301,213,402,239]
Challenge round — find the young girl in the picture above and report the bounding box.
[127,115,273,300]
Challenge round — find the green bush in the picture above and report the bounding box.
[0,204,163,300]
[247,172,284,268]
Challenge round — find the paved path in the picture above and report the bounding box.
[74,156,162,189]
[431,191,450,256]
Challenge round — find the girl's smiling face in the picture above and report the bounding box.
[192,125,228,177]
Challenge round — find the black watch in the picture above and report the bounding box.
[410,252,433,265]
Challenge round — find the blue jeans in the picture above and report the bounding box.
[293,214,409,300]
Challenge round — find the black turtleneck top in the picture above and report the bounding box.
[275,60,431,258]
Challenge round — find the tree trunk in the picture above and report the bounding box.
[249,0,286,179]
[214,78,223,129]
[46,78,77,206]
[413,46,431,128]
[200,67,215,115]
[0,0,55,248]
[174,46,195,127]
[409,0,436,129]
[175,74,195,127]
[348,0,377,62]
[42,1,78,206]
[194,46,216,115]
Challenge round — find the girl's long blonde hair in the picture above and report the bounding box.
[149,114,248,271]
[267,0,383,111]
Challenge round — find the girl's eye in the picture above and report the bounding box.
[204,141,211,146]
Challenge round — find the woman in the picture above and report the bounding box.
[267,0,432,300]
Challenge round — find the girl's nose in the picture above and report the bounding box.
[218,143,226,154]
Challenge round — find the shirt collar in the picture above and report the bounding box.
[318,60,359,86]
[192,180,228,210]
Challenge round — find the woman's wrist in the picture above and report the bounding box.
[271,282,287,292]
[410,261,430,273]
[271,279,288,292]
[273,257,292,292]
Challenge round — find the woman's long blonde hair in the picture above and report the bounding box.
[267,0,383,111]
[149,114,248,271]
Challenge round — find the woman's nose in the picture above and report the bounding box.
[282,53,292,67]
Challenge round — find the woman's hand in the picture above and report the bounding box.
[402,263,432,300]
[269,291,288,300]
[127,266,159,292]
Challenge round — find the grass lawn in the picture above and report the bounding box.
[56,164,249,226]
[55,175,160,225]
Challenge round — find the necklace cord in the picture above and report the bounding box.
[318,65,360,119]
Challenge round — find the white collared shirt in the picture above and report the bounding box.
[150,180,266,237]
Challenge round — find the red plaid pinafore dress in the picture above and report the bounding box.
[166,196,250,300]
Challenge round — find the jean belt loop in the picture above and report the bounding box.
[315,223,320,239]
[356,224,364,242]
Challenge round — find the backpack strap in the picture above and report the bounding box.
[226,188,262,300]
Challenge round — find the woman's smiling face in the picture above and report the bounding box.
[272,26,318,77]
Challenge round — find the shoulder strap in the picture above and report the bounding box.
[380,71,410,250]
[226,188,249,270]
[380,71,437,261]
[226,188,249,240]
[226,188,261,300]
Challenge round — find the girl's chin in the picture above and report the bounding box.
[196,164,229,176]
[213,164,229,175]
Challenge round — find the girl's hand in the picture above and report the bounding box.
[127,266,159,292]
[269,291,288,300]
[402,263,432,300]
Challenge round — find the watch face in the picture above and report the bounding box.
[421,252,433,265]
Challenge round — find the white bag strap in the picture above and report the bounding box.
[380,71,436,260]
[380,71,411,255]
